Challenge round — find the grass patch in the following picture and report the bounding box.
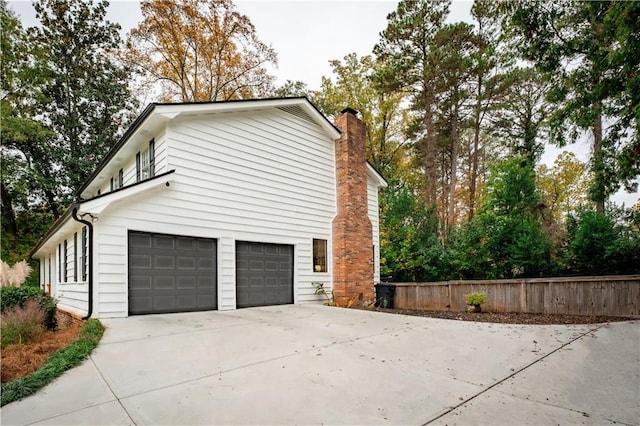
[1,319,104,407]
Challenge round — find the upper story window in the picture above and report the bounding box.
[313,239,327,272]
[137,139,155,182]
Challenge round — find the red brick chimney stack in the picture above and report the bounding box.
[332,108,374,307]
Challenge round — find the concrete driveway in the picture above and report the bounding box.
[3,304,639,425]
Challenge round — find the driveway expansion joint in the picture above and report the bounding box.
[421,323,606,425]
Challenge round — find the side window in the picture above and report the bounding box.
[110,177,114,192]
[118,168,123,188]
[137,139,155,182]
[313,239,327,272]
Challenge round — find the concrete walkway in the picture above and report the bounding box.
[2,304,639,425]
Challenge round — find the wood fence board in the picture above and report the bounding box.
[388,275,640,316]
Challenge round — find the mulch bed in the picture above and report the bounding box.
[1,313,84,383]
[368,307,638,325]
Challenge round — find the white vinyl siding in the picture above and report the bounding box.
[39,226,90,316]
[368,178,382,284]
[91,109,335,317]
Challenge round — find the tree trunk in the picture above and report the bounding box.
[1,182,19,243]
[469,75,483,221]
[448,104,459,236]
[593,111,605,214]
[422,90,438,214]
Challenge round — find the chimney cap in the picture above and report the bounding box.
[340,107,359,116]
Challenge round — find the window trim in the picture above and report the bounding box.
[63,239,68,283]
[312,239,328,273]
[136,152,141,182]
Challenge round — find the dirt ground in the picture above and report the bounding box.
[1,314,83,383]
[370,307,637,325]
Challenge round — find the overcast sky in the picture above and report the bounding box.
[7,0,638,206]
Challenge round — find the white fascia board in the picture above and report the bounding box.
[367,163,388,188]
[155,98,341,140]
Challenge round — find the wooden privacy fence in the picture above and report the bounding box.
[391,275,640,316]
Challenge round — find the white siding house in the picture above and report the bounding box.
[31,98,387,318]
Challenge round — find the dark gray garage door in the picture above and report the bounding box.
[128,231,217,315]
[236,241,293,308]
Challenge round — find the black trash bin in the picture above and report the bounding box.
[375,283,396,308]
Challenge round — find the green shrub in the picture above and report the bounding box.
[0,286,57,330]
[1,300,46,348]
[465,292,488,306]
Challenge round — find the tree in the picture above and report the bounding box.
[374,0,450,213]
[313,53,407,175]
[536,151,590,222]
[124,0,277,102]
[448,156,553,279]
[490,67,551,165]
[33,0,135,199]
[271,80,310,98]
[565,207,640,275]
[503,1,639,213]
[466,0,509,221]
[1,1,57,261]
[429,22,476,234]
[379,176,445,282]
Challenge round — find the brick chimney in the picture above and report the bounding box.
[332,108,374,307]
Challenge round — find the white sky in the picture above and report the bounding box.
[7,0,638,206]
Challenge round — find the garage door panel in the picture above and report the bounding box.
[177,256,196,269]
[155,276,175,290]
[128,231,217,315]
[130,254,152,269]
[154,235,175,249]
[197,257,215,270]
[236,241,293,308]
[176,237,196,250]
[130,276,152,290]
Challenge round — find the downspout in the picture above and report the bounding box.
[72,206,93,320]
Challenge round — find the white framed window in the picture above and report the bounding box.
[313,239,327,272]
[137,139,155,182]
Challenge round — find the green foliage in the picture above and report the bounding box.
[464,292,487,306]
[33,0,136,194]
[380,177,446,282]
[503,1,640,210]
[447,157,553,279]
[1,300,46,348]
[0,319,104,406]
[0,286,57,330]
[312,282,333,305]
[1,0,135,262]
[565,208,640,275]
[313,53,407,175]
